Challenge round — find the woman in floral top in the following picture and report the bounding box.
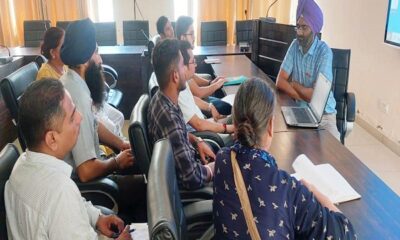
[213,78,356,239]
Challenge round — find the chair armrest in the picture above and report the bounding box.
[192,131,225,150]
[75,177,120,212]
[183,199,213,225]
[180,185,213,204]
[102,64,118,88]
[346,92,356,122]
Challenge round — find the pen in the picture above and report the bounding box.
[112,228,135,239]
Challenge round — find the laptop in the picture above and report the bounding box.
[281,73,332,128]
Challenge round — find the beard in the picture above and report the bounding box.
[297,33,314,50]
[85,60,105,108]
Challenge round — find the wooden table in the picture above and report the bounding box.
[210,55,318,133]
[210,54,400,239]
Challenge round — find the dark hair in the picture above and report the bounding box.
[152,39,181,90]
[178,40,192,66]
[18,79,66,149]
[156,16,169,35]
[176,16,193,40]
[40,27,65,60]
[85,60,105,108]
[233,78,276,148]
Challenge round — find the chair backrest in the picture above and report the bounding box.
[23,20,51,47]
[94,22,117,46]
[331,48,351,141]
[147,139,186,240]
[123,20,149,46]
[56,21,72,30]
[129,94,152,176]
[0,143,20,239]
[34,55,47,68]
[0,62,39,150]
[236,20,253,45]
[200,21,227,46]
[148,72,159,98]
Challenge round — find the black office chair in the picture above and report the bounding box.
[147,139,214,240]
[23,20,51,47]
[0,144,19,239]
[123,20,150,46]
[148,72,159,98]
[129,94,214,203]
[102,64,123,108]
[201,21,227,46]
[56,21,72,30]
[0,62,38,150]
[94,22,117,46]
[236,20,253,45]
[331,48,356,144]
[34,55,47,68]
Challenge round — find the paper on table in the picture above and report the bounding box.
[221,94,235,106]
[98,223,149,240]
[130,223,149,239]
[291,154,361,204]
[204,58,221,64]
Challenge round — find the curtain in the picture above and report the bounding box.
[0,0,90,47]
[0,0,43,47]
[196,0,292,45]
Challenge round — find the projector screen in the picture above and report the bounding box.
[385,0,400,47]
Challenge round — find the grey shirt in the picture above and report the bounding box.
[60,69,101,169]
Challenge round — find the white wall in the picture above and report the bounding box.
[112,0,174,44]
[318,0,400,145]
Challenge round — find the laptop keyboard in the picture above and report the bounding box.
[292,108,313,123]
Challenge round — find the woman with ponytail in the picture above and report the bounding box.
[213,78,356,239]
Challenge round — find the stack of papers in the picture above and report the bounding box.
[204,58,221,64]
[291,154,361,204]
[223,75,248,86]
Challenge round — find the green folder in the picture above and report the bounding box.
[223,75,248,86]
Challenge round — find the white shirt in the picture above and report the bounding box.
[61,69,101,169]
[178,81,205,123]
[5,150,101,240]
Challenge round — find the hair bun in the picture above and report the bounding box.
[237,121,257,147]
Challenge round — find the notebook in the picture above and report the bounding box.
[223,75,248,86]
[291,154,361,204]
[281,73,331,128]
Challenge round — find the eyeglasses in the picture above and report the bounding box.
[294,24,310,32]
[188,59,196,65]
[183,32,195,37]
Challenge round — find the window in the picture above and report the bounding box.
[98,0,114,22]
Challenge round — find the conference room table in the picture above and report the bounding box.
[210,55,400,239]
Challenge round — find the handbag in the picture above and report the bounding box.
[231,151,261,240]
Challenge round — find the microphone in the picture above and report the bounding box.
[0,45,13,64]
[139,29,154,57]
[261,0,278,23]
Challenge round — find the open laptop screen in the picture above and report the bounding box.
[309,73,332,121]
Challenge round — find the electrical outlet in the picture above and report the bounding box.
[378,100,390,114]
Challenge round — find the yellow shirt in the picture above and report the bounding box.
[36,63,68,80]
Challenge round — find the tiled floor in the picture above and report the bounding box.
[345,123,400,196]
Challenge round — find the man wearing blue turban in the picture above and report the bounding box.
[276,0,340,140]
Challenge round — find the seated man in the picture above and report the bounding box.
[148,39,215,190]
[153,15,175,44]
[276,0,340,140]
[178,40,234,145]
[176,16,231,116]
[5,79,131,240]
[60,19,146,220]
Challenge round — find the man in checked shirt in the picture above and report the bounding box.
[148,39,215,190]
